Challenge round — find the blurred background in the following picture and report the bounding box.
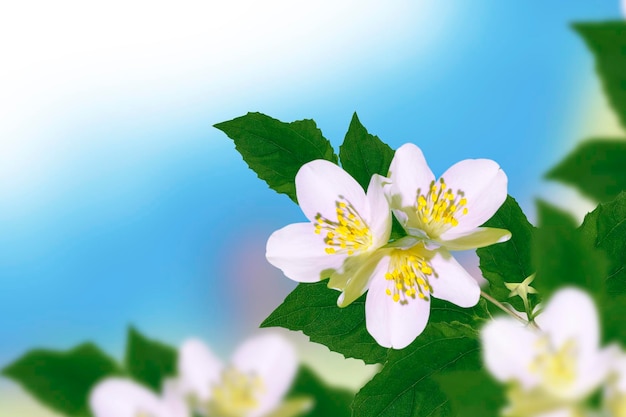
[1,1,624,415]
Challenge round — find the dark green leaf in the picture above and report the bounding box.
[125,327,177,392]
[2,343,120,417]
[430,298,491,325]
[352,323,481,417]
[286,366,353,417]
[545,139,626,203]
[573,22,626,130]
[579,192,626,344]
[533,200,608,297]
[214,112,338,203]
[338,113,395,191]
[476,196,536,312]
[260,281,389,365]
[436,370,505,417]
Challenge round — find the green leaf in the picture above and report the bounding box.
[545,139,626,203]
[125,327,177,392]
[430,298,491,325]
[2,343,120,417]
[573,22,626,130]
[214,112,338,203]
[338,113,395,191]
[579,192,626,344]
[352,322,481,417]
[533,200,609,297]
[476,195,536,312]
[260,281,389,365]
[436,370,505,417]
[285,366,353,417]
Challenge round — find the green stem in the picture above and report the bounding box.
[480,291,532,327]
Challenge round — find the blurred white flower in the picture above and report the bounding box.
[178,333,308,417]
[481,288,615,417]
[90,378,188,417]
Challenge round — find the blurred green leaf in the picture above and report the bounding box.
[477,196,537,313]
[436,370,505,417]
[352,322,480,417]
[573,22,626,130]
[214,112,338,203]
[339,113,395,191]
[533,200,608,297]
[285,365,353,417]
[545,139,626,203]
[125,327,177,393]
[260,281,389,365]
[2,343,120,417]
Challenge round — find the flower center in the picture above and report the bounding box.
[315,197,373,256]
[384,249,434,304]
[206,367,265,417]
[414,178,467,237]
[530,337,578,389]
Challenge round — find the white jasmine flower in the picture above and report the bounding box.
[90,378,188,417]
[387,143,510,252]
[481,288,614,417]
[266,158,487,349]
[178,333,308,417]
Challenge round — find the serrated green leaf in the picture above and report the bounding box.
[352,322,481,417]
[573,22,626,130]
[125,327,177,392]
[533,200,609,297]
[436,370,505,417]
[430,298,491,325]
[214,112,338,203]
[2,343,120,417]
[579,192,626,344]
[260,281,389,365]
[545,139,626,203]
[338,113,395,191]
[285,366,353,417]
[476,196,536,313]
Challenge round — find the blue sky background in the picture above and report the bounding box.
[1,1,624,414]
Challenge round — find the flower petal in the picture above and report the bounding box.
[295,159,367,223]
[439,227,511,250]
[178,338,224,402]
[231,333,298,417]
[266,222,347,282]
[534,288,599,360]
[365,256,431,349]
[388,143,435,212]
[90,378,171,417]
[161,379,190,417]
[264,397,314,417]
[480,318,540,389]
[438,159,507,235]
[332,249,388,307]
[365,174,392,247]
[427,250,480,307]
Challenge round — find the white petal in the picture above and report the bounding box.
[388,143,435,211]
[365,257,431,349]
[567,345,617,399]
[438,159,507,235]
[178,338,224,402]
[295,159,366,223]
[231,333,298,417]
[266,223,347,282]
[480,318,540,389]
[333,250,388,307]
[427,250,480,307]
[438,227,511,250]
[90,378,171,417]
[535,409,578,417]
[161,379,190,417]
[534,288,600,360]
[365,174,392,247]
